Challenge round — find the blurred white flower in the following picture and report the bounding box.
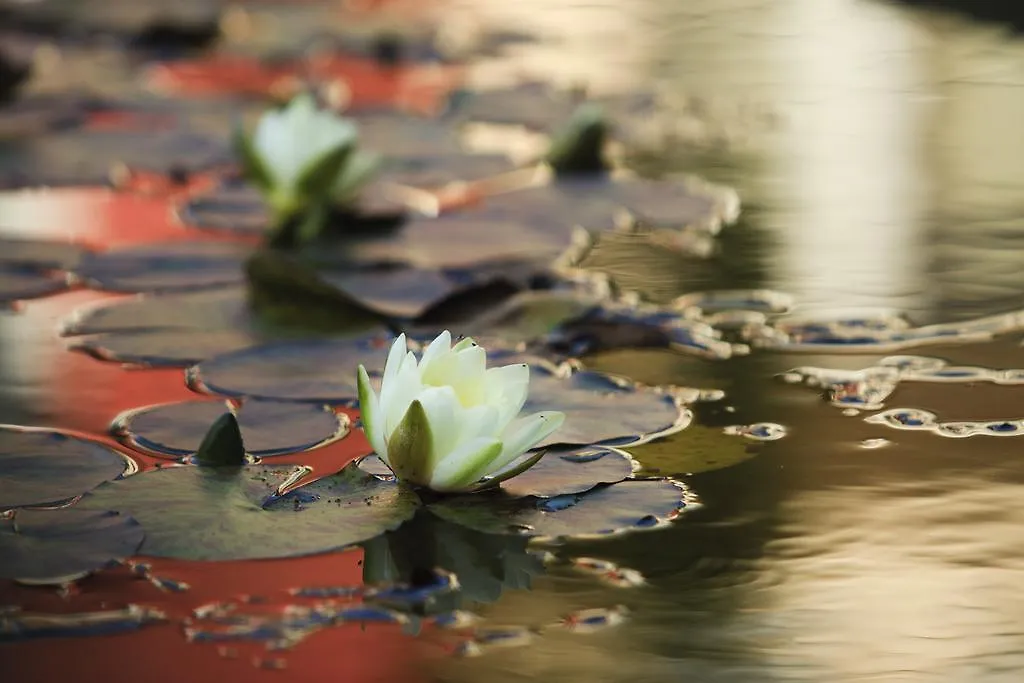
[358,331,564,493]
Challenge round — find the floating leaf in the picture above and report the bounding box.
[3,128,231,188]
[498,446,635,498]
[188,334,397,403]
[521,364,691,448]
[70,329,263,368]
[60,286,253,336]
[0,268,69,305]
[0,509,143,583]
[74,241,251,293]
[319,265,466,319]
[429,479,687,539]
[113,399,346,459]
[0,237,85,271]
[77,463,420,560]
[337,213,581,270]
[382,153,515,189]
[630,425,760,476]
[0,428,128,509]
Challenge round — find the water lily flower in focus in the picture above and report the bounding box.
[233,92,381,242]
[357,332,565,493]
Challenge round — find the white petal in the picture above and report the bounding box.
[454,404,502,444]
[378,334,408,400]
[418,330,452,372]
[452,336,477,352]
[382,354,424,436]
[484,363,529,427]
[488,411,566,474]
[428,437,503,492]
[414,385,462,464]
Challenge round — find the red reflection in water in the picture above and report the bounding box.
[148,54,463,116]
[0,186,415,682]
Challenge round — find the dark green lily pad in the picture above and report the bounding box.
[631,425,760,476]
[77,463,420,560]
[4,128,232,188]
[0,267,70,304]
[355,114,464,157]
[498,446,635,498]
[188,334,397,403]
[0,237,86,271]
[112,399,346,459]
[0,428,128,509]
[60,286,252,336]
[523,365,690,448]
[0,509,143,583]
[69,329,263,367]
[174,184,269,236]
[319,266,463,320]
[74,241,250,293]
[340,212,581,270]
[429,479,687,539]
[382,154,515,189]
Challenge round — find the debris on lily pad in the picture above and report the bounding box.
[0,605,166,643]
[0,508,144,583]
[0,427,129,509]
[76,462,420,561]
[112,399,347,459]
[428,479,689,540]
[73,241,251,293]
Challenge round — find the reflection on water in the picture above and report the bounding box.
[430,1,1024,682]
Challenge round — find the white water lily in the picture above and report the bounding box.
[253,93,357,194]
[357,332,565,493]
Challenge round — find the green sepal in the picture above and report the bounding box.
[356,365,378,449]
[194,412,247,467]
[545,103,610,176]
[434,440,504,493]
[468,449,546,493]
[296,142,356,199]
[332,151,383,207]
[387,400,437,486]
[232,123,275,194]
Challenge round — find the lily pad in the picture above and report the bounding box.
[429,479,687,539]
[188,333,398,403]
[339,213,582,270]
[0,509,143,583]
[3,128,232,188]
[0,267,70,305]
[319,265,464,320]
[382,153,515,189]
[630,425,760,476]
[112,399,347,459]
[174,183,269,236]
[73,241,250,293]
[522,365,690,448]
[60,286,252,336]
[69,329,263,368]
[77,463,420,560]
[498,446,636,498]
[0,237,86,271]
[0,428,128,509]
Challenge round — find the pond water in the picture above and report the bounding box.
[3,1,1024,682]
